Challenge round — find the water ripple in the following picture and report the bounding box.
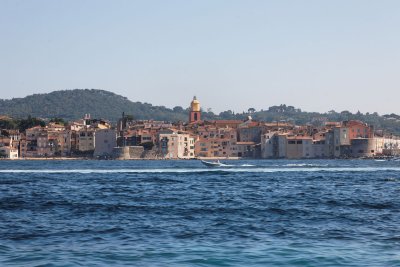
[1,159,399,266]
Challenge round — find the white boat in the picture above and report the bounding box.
[201,160,222,167]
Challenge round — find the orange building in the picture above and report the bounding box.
[342,120,373,139]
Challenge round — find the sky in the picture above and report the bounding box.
[0,0,399,115]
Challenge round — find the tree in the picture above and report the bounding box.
[18,116,46,132]
[50,117,66,125]
[173,106,184,113]
[125,114,134,121]
[1,130,10,137]
[248,108,256,114]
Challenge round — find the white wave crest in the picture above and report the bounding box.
[1,167,400,174]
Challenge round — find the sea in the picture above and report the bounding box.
[1,159,400,267]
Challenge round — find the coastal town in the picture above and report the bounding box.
[1,97,400,160]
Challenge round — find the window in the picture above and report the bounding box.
[288,140,296,144]
[297,141,303,144]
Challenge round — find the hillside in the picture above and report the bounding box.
[1,89,400,135]
[215,105,400,135]
[0,89,192,122]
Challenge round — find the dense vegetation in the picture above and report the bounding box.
[1,90,400,134]
[215,105,400,135]
[0,89,190,122]
[0,116,46,133]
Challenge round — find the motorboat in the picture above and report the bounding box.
[201,160,223,167]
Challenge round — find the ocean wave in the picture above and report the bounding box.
[283,163,329,167]
[1,167,400,174]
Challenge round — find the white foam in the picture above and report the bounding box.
[284,163,329,167]
[1,167,400,174]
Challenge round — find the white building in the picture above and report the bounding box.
[159,132,195,159]
[0,136,19,159]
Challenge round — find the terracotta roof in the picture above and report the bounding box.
[236,141,256,145]
[212,120,243,124]
[286,136,313,140]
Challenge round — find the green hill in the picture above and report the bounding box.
[0,89,192,122]
[217,105,400,135]
[1,89,400,135]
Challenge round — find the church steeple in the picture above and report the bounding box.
[189,96,201,123]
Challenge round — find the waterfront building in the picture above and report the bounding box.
[194,126,237,158]
[0,136,18,159]
[236,141,257,158]
[159,131,195,159]
[237,119,263,143]
[94,129,117,157]
[285,136,313,159]
[20,126,46,158]
[333,120,374,158]
[77,128,95,152]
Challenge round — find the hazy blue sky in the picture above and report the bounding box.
[1,0,399,114]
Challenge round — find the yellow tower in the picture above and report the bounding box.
[189,96,201,123]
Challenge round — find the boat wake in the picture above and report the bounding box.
[1,167,400,174]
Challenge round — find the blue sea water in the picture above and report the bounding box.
[1,159,400,266]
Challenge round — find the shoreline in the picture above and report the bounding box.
[0,156,396,161]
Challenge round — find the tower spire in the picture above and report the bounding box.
[189,96,201,123]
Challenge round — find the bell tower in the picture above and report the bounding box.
[189,96,201,123]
